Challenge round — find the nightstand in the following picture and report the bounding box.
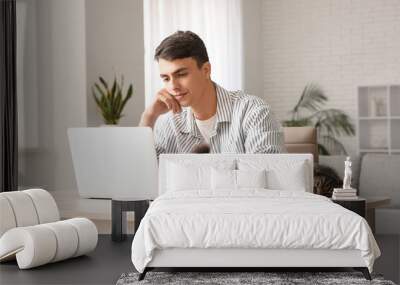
[331,197,366,218]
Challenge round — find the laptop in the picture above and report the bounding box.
[67,127,158,200]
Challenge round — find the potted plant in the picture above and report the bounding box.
[282,83,355,155]
[92,76,133,125]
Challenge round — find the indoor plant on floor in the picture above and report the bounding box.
[92,76,133,125]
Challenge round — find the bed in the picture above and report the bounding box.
[131,154,380,280]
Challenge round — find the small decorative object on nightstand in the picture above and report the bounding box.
[331,157,365,216]
[342,156,352,190]
[332,157,358,200]
[332,197,366,218]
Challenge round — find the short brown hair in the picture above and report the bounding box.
[154,31,209,68]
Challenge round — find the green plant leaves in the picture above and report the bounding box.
[92,76,134,125]
[318,135,348,155]
[282,118,311,127]
[282,83,355,155]
[311,109,355,137]
[99,76,108,89]
[291,84,327,117]
[119,84,133,115]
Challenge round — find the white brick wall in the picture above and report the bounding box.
[261,0,400,154]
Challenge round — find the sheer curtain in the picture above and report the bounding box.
[143,0,243,106]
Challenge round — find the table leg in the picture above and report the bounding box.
[112,200,150,241]
[112,200,127,242]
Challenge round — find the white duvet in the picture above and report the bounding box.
[131,190,380,273]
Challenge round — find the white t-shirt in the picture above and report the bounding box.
[195,114,216,143]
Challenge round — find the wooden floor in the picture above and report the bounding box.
[0,235,134,285]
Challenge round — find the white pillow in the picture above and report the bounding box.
[210,168,267,190]
[238,159,309,192]
[211,168,236,190]
[267,161,307,191]
[236,169,267,189]
[167,160,235,191]
[167,162,206,191]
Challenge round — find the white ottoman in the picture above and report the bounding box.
[0,189,98,269]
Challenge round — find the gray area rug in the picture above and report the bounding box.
[116,271,396,285]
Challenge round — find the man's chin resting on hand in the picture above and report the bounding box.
[139,30,286,156]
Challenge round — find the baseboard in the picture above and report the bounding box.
[86,217,135,235]
[52,190,136,234]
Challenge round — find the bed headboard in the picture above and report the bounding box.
[158,154,314,195]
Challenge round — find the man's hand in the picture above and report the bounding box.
[139,89,182,128]
[151,89,182,116]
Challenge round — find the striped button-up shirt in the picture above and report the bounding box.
[153,83,286,156]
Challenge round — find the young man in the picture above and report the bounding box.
[140,31,286,155]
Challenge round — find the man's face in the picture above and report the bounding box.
[158,57,211,108]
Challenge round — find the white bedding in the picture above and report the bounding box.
[131,190,380,273]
